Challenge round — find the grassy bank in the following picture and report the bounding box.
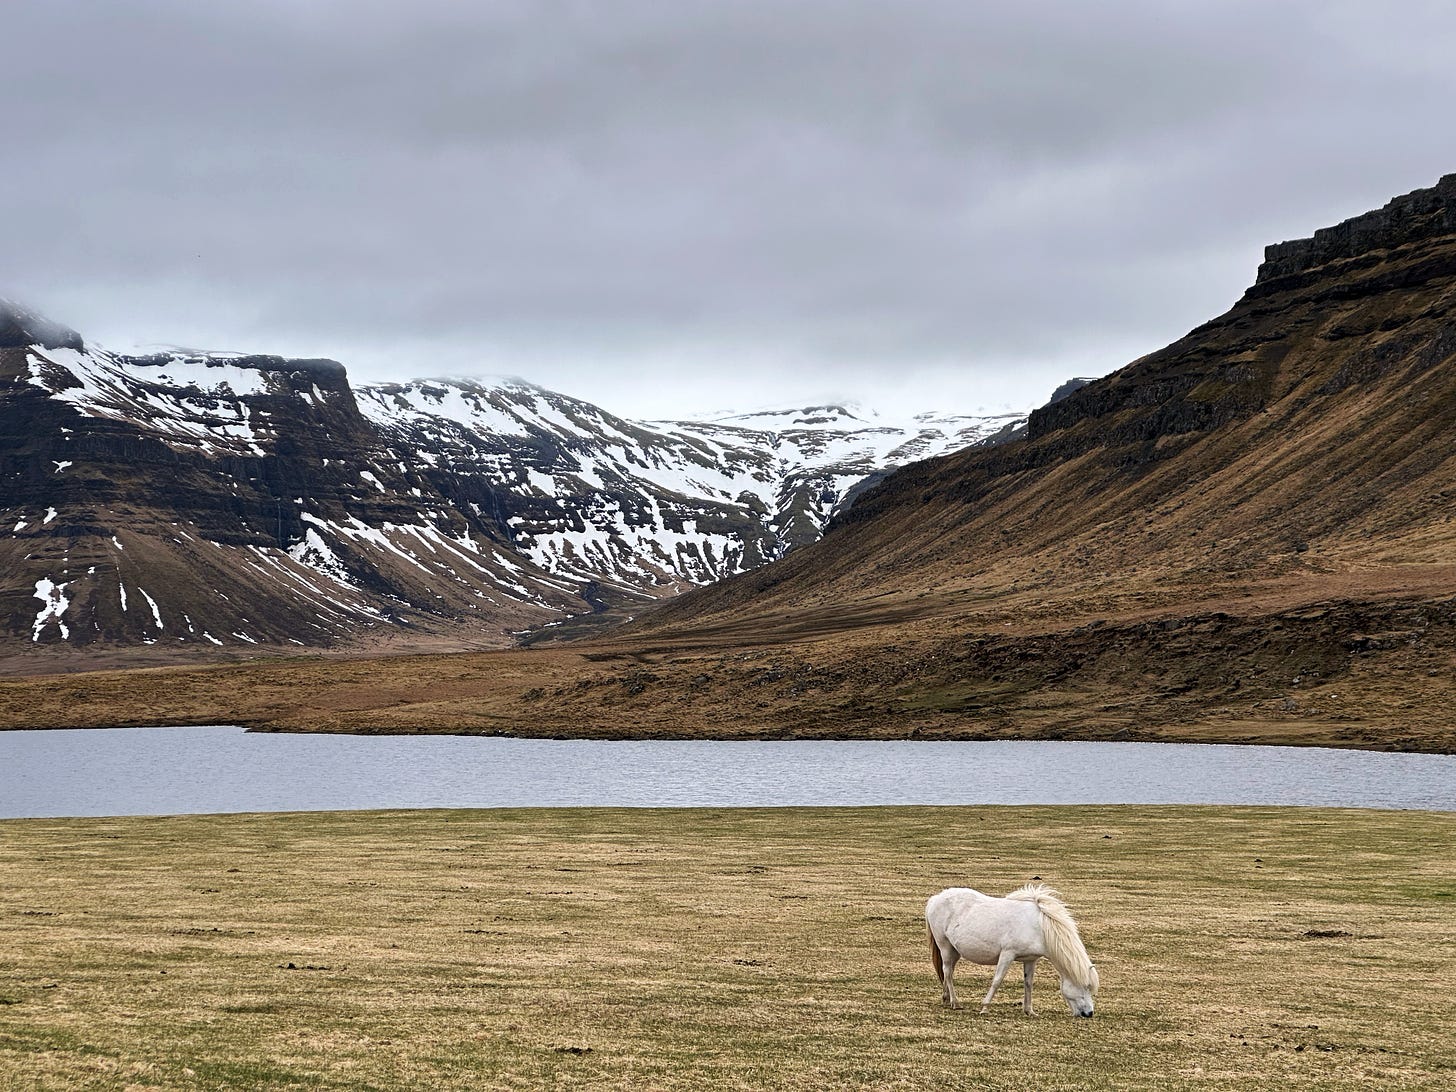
[2,806,1454,1090]
[5,630,1454,754]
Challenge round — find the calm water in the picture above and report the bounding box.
[0,726,1453,818]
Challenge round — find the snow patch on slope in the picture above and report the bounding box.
[31,578,71,641]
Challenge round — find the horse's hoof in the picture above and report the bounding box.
[978,1007,990,1015]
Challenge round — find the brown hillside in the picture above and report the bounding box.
[633,180,1456,642]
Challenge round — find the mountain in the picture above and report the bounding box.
[640,175,1456,633]
[9,174,1456,752]
[466,173,1456,751]
[353,380,1021,601]
[0,305,1023,666]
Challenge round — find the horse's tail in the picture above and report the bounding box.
[927,923,944,985]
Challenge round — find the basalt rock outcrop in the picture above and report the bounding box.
[1007,174,1456,470]
[1255,173,1456,284]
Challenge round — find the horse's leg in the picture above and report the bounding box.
[940,944,961,1009]
[978,950,1017,1014]
[1021,959,1036,1016]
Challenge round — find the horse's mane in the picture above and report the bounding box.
[1006,883,1098,992]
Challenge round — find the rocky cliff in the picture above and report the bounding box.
[1255,173,1456,284]
[1,306,1022,664]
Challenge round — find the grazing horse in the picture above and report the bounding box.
[925,884,1099,1017]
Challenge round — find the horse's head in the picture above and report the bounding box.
[1060,963,1098,1017]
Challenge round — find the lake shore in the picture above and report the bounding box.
[3,805,1453,1090]
[3,631,1455,754]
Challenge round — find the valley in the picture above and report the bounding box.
[7,176,1456,753]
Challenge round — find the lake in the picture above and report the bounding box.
[1,726,1453,818]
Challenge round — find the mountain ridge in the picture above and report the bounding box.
[0,307,1026,667]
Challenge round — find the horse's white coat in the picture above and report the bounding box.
[925,884,1099,1017]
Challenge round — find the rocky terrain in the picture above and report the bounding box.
[0,302,1021,669]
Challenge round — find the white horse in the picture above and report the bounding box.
[925,884,1099,1017]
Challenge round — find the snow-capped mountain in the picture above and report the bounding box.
[1,301,1026,655]
[357,379,1021,592]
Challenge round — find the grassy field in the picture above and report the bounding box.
[2,805,1454,1090]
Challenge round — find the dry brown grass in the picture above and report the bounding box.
[2,806,1454,1090]
[3,576,1455,754]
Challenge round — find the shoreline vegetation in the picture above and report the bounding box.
[2,805,1454,1090]
[5,564,1456,755]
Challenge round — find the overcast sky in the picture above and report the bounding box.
[7,1,1456,420]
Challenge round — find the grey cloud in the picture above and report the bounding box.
[7,1,1456,418]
